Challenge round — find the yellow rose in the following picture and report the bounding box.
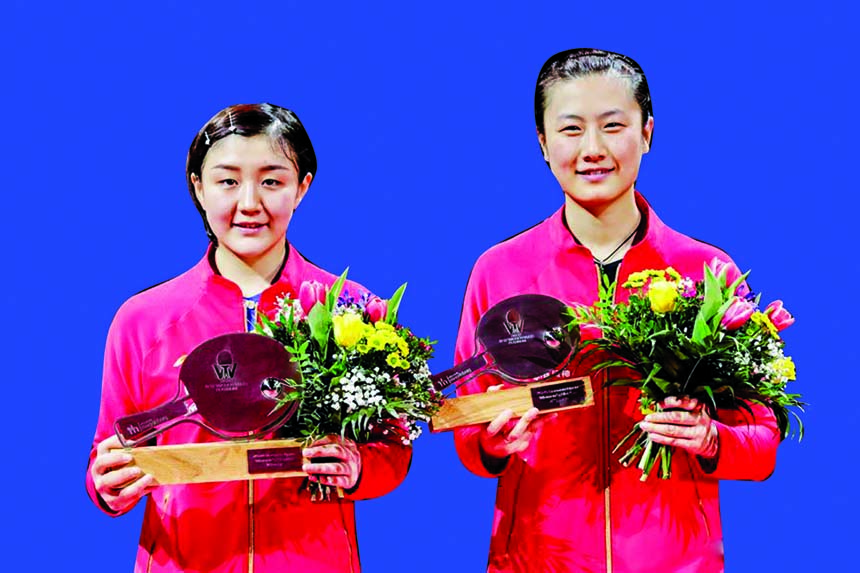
[647,280,678,313]
[332,312,371,348]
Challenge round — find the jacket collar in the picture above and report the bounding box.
[189,241,309,307]
[547,190,672,261]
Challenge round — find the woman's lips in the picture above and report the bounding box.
[576,167,615,183]
[233,222,267,233]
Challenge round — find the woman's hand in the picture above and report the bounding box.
[90,435,157,514]
[303,435,362,490]
[639,396,719,459]
[479,385,541,466]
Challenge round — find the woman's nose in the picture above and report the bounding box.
[581,129,606,161]
[237,182,262,211]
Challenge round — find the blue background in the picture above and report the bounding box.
[5,1,857,571]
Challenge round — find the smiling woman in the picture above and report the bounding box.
[191,134,310,274]
[85,103,412,573]
[452,49,782,573]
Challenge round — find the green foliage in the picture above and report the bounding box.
[258,271,442,453]
[307,304,332,357]
[385,283,407,325]
[569,263,803,480]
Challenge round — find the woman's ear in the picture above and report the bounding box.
[295,172,313,208]
[191,173,204,204]
[537,129,549,162]
[642,116,655,153]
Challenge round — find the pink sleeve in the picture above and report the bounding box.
[85,310,142,516]
[451,266,509,479]
[345,439,413,500]
[701,402,781,481]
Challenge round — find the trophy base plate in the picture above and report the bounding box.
[112,438,307,485]
[430,375,593,432]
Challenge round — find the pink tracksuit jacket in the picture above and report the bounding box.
[454,193,781,573]
[86,243,411,573]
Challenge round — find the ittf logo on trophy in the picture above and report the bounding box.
[503,308,525,336]
[214,350,237,380]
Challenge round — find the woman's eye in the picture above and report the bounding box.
[605,122,625,130]
[219,178,238,186]
[560,125,582,134]
[262,179,283,187]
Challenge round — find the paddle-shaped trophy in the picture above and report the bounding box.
[430,294,594,431]
[112,332,306,485]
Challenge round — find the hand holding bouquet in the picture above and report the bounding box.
[569,259,803,480]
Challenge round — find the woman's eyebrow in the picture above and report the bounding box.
[558,109,625,121]
[209,164,291,172]
[599,109,625,118]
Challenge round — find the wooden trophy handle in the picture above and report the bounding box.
[430,375,594,432]
[111,439,307,485]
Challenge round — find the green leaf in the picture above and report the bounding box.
[710,297,737,331]
[691,314,712,345]
[699,264,724,323]
[326,268,349,311]
[259,312,276,333]
[701,385,717,414]
[307,303,332,353]
[727,271,751,300]
[385,283,407,325]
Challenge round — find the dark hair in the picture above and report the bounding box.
[186,103,317,242]
[534,48,653,139]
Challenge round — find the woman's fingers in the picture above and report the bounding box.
[91,450,133,477]
[506,408,540,441]
[303,461,350,476]
[97,465,143,491]
[303,443,345,459]
[486,409,515,438]
[96,434,123,454]
[313,474,352,488]
[93,435,133,476]
[481,407,541,459]
[660,396,698,410]
[118,474,157,501]
[98,471,157,513]
[644,409,700,426]
[303,435,362,489]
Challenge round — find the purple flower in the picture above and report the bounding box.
[680,278,697,298]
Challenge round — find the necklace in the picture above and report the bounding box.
[592,215,641,267]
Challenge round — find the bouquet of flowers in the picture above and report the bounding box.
[256,271,442,454]
[568,258,802,481]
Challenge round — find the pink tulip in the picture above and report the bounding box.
[708,257,730,279]
[365,296,388,323]
[707,257,750,297]
[720,297,756,330]
[299,280,327,315]
[764,300,795,331]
